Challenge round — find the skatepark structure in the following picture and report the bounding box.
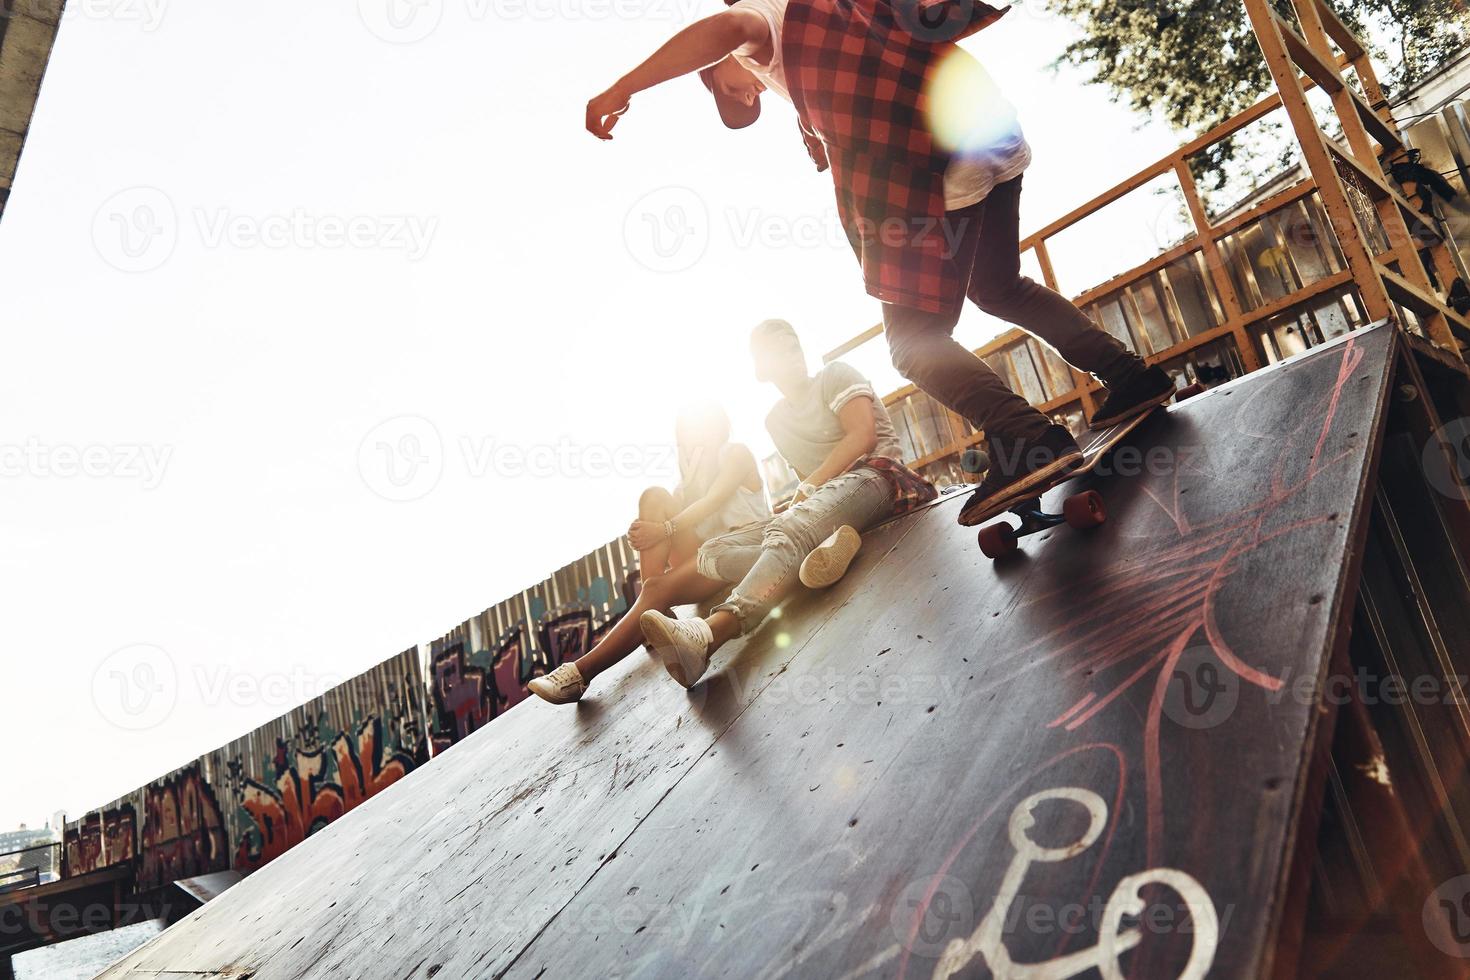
[6,0,1470,977]
[93,321,1470,978]
[826,0,1470,490]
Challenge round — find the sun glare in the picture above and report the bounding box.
[925,47,1021,155]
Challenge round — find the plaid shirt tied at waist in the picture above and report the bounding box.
[782,0,1010,315]
[855,455,939,517]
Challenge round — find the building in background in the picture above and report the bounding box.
[0,824,60,888]
[0,0,64,223]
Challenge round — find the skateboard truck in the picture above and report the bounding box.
[977,490,1107,559]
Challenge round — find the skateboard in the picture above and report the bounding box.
[964,383,1206,560]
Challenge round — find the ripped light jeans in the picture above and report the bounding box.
[695,466,896,636]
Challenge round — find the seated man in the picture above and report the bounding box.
[528,318,935,705]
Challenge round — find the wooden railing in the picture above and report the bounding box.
[0,866,41,895]
[822,2,1469,485]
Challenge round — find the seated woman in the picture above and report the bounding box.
[527,319,935,705]
[628,402,769,584]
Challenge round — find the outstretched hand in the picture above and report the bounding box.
[586,85,632,140]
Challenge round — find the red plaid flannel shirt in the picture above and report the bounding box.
[856,455,939,517]
[783,0,1010,314]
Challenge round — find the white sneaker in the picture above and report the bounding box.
[799,525,862,589]
[527,663,587,705]
[639,611,715,689]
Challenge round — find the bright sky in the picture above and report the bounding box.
[0,0,1200,830]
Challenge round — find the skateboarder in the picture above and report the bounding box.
[629,402,770,582]
[585,0,1176,525]
[527,319,935,704]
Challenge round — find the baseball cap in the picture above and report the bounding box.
[698,63,762,130]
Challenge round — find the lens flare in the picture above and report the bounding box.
[924,47,1021,155]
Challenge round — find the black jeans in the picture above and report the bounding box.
[882,175,1143,442]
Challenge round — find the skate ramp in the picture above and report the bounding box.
[99,324,1399,980]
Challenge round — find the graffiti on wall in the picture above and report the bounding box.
[63,813,102,877]
[63,802,138,877]
[136,765,228,891]
[428,537,642,751]
[230,713,421,873]
[62,532,645,885]
[64,649,430,889]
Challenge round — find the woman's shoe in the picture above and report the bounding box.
[527,663,587,705]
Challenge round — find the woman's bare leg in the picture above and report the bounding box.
[706,610,741,652]
[575,559,727,683]
[636,487,678,580]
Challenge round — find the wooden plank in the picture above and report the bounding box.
[824,323,884,365]
[1271,11,1403,163]
[96,512,933,980]
[1276,13,1346,95]
[1310,0,1366,60]
[1378,266,1470,345]
[1017,87,1310,254]
[503,325,1399,979]
[1244,0,1396,326]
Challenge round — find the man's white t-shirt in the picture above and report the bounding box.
[730,0,1030,211]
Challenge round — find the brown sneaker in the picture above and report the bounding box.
[958,425,1084,526]
[1090,366,1175,428]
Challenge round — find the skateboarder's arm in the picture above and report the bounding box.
[796,398,879,500]
[586,10,769,139]
[669,444,760,532]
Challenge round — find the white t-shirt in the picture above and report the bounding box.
[729,0,1030,210]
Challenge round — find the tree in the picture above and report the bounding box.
[1044,0,1469,129]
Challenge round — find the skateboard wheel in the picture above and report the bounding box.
[961,448,990,474]
[1175,382,1206,402]
[1063,490,1107,529]
[978,521,1018,559]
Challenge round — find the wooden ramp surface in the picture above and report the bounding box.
[100,324,1399,980]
